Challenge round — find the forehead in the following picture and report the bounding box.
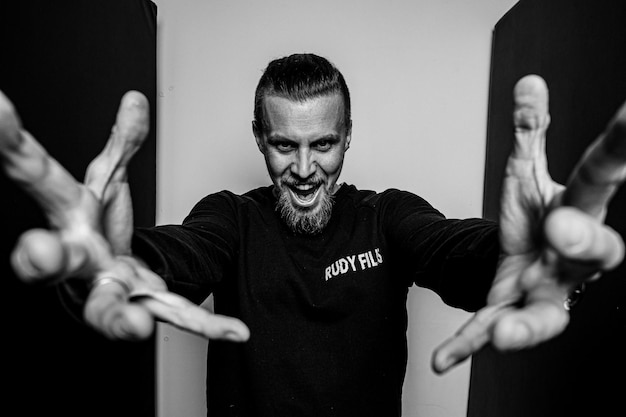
[262,94,345,137]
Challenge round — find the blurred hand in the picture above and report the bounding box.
[0,90,249,342]
[432,75,626,373]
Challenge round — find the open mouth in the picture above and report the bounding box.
[287,183,322,208]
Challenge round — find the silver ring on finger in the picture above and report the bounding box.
[91,275,131,294]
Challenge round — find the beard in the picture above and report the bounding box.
[275,182,335,235]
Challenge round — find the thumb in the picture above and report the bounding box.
[12,229,68,284]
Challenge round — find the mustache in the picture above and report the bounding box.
[281,175,325,188]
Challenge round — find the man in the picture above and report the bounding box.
[1,53,625,416]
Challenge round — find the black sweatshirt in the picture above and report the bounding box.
[133,184,499,417]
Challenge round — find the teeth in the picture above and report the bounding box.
[288,184,321,206]
[294,184,314,191]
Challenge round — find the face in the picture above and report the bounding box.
[253,94,351,234]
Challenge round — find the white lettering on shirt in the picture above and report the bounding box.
[324,248,384,281]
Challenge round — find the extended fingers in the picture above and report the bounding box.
[504,75,553,190]
[491,289,569,351]
[85,276,251,342]
[0,91,83,226]
[431,301,514,374]
[110,91,150,166]
[603,101,626,160]
[130,289,250,342]
[511,75,551,161]
[0,90,23,152]
[432,289,570,375]
[11,226,116,285]
[85,91,149,199]
[84,275,155,340]
[500,75,560,255]
[11,229,68,284]
[562,100,626,217]
[545,206,624,271]
[83,91,149,255]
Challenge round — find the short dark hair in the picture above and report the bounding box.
[253,53,352,134]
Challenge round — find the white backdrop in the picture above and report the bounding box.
[151,1,519,416]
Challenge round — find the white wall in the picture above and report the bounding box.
[151,1,518,416]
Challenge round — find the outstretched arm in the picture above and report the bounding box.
[432,75,626,373]
[0,90,249,341]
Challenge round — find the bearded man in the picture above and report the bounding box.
[2,53,625,417]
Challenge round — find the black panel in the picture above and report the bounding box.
[470,1,626,416]
[0,1,157,416]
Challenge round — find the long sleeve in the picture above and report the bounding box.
[379,189,500,311]
[132,191,241,305]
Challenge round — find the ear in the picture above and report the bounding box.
[345,120,352,151]
[252,121,265,153]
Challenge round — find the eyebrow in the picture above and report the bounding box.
[267,134,341,144]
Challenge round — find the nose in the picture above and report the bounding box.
[291,148,315,179]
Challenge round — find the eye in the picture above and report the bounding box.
[275,141,295,152]
[314,140,332,152]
